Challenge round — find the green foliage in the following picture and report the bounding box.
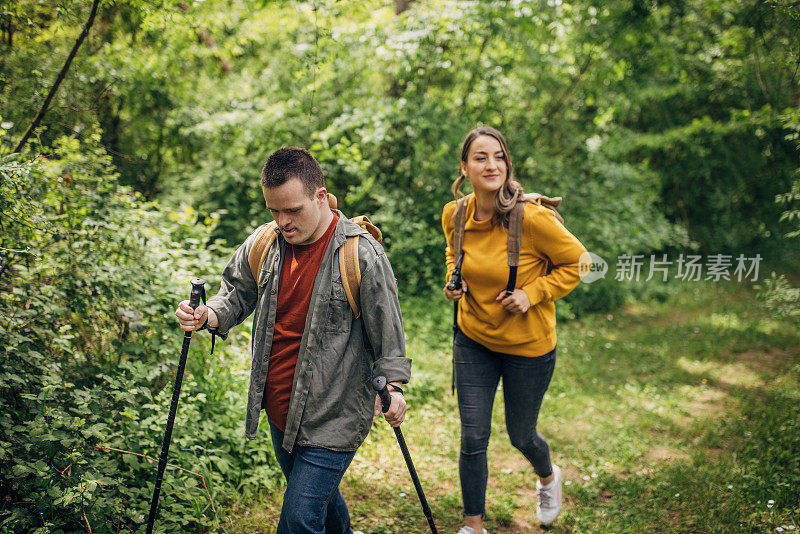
[604,0,800,255]
[6,0,797,311]
[0,2,798,530]
[2,0,800,525]
[777,176,800,239]
[777,110,800,240]
[0,135,281,532]
[757,108,800,322]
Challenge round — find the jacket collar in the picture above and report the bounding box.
[332,209,363,240]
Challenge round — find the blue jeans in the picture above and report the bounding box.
[269,423,356,534]
[454,330,556,517]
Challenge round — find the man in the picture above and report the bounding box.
[175,147,411,533]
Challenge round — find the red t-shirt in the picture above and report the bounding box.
[263,213,339,432]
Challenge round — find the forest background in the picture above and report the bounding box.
[1,0,799,532]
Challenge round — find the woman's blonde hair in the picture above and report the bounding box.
[451,126,524,228]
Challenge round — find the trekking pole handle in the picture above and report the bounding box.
[189,278,206,310]
[372,376,392,413]
[446,253,464,292]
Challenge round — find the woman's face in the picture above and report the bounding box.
[461,135,508,196]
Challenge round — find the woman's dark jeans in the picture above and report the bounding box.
[454,329,556,517]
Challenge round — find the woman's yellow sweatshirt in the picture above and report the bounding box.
[442,195,587,357]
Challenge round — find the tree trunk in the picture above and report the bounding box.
[395,0,414,14]
[177,3,232,73]
[13,0,101,153]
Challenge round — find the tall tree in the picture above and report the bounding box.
[13,0,101,153]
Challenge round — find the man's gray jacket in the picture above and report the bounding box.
[206,211,411,453]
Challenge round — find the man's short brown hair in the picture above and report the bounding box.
[261,147,324,196]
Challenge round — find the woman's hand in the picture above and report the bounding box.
[495,288,531,314]
[444,279,469,301]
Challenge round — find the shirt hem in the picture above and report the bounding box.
[460,325,557,357]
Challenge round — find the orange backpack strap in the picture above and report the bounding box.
[350,215,382,243]
[248,221,278,284]
[339,236,362,318]
[337,215,383,319]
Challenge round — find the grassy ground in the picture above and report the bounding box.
[223,279,800,533]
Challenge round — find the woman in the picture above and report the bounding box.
[442,126,587,533]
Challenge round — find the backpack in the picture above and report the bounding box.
[247,194,381,319]
[451,192,564,296]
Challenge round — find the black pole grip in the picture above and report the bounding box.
[189,278,205,310]
[372,376,391,413]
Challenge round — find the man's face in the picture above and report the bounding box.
[263,177,328,245]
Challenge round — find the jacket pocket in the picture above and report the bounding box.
[256,261,273,299]
[325,280,351,332]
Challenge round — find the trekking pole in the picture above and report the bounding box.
[446,253,464,394]
[373,376,439,534]
[145,278,206,534]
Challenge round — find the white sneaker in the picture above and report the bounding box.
[353,531,364,534]
[536,464,563,526]
[456,527,487,534]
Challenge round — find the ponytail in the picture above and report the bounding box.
[451,174,466,199]
[494,178,524,228]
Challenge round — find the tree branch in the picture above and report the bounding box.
[543,50,595,123]
[753,40,771,102]
[13,0,101,153]
[95,446,220,528]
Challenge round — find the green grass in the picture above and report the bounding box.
[223,280,800,533]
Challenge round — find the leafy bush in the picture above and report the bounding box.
[756,110,800,322]
[0,134,281,532]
